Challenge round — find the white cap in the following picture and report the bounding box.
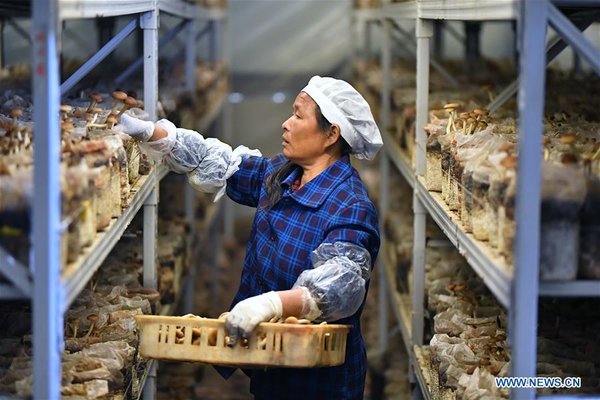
[302,76,383,160]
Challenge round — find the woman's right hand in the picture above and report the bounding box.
[118,113,155,141]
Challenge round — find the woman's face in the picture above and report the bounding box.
[281,92,331,164]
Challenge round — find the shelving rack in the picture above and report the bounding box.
[0,1,228,399]
[370,1,600,399]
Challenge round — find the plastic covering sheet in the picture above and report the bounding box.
[293,242,371,322]
[139,119,260,200]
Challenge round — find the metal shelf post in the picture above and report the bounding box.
[32,0,62,398]
[378,17,393,355]
[186,18,198,98]
[511,1,548,398]
[141,9,159,400]
[412,18,432,349]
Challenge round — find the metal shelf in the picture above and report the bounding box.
[418,0,518,21]
[381,129,415,188]
[59,0,154,20]
[381,2,418,21]
[539,280,600,297]
[134,360,155,400]
[0,284,28,300]
[61,169,158,312]
[0,247,31,299]
[158,0,227,21]
[354,8,382,22]
[58,0,227,21]
[411,346,433,400]
[380,242,412,355]
[415,177,512,307]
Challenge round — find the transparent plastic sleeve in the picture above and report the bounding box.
[138,119,261,201]
[292,242,371,322]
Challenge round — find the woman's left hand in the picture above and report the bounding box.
[224,291,282,346]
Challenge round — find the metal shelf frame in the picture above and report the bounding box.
[0,1,228,399]
[372,1,600,399]
[380,242,413,356]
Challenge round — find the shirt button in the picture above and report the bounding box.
[270,234,276,241]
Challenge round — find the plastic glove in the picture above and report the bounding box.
[292,242,372,322]
[224,291,282,346]
[118,113,155,142]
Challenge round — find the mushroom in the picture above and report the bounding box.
[466,117,477,135]
[559,133,578,158]
[543,137,552,160]
[457,111,470,132]
[559,133,576,146]
[218,312,229,320]
[476,120,488,132]
[207,328,218,346]
[560,153,578,165]
[582,153,593,175]
[116,96,138,117]
[61,119,74,136]
[106,114,117,130]
[84,314,98,338]
[90,107,104,116]
[9,108,22,135]
[0,159,10,175]
[110,90,128,115]
[443,103,460,134]
[500,154,517,169]
[72,317,80,338]
[473,108,489,119]
[59,104,72,121]
[86,93,103,113]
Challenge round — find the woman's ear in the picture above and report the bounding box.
[327,124,341,144]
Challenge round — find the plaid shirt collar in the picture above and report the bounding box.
[280,155,353,208]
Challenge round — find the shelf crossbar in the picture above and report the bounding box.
[114,19,188,86]
[164,21,213,75]
[381,129,415,188]
[547,3,600,75]
[539,280,600,297]
[390,20,460,88]
[488,16,596,114]
[0,246,32,297]
[381,243,413,355]
[0,284,28,300]
[60,18,138,95]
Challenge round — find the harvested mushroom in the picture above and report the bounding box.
[207,328,218,346]
[218,312,229,320]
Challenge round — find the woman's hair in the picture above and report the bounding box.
[263,103,351,209]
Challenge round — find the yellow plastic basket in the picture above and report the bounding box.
[135,315,351,368]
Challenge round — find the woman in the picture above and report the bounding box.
[120,76,383,399]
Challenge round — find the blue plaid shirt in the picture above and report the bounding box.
[220,153,380,400]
